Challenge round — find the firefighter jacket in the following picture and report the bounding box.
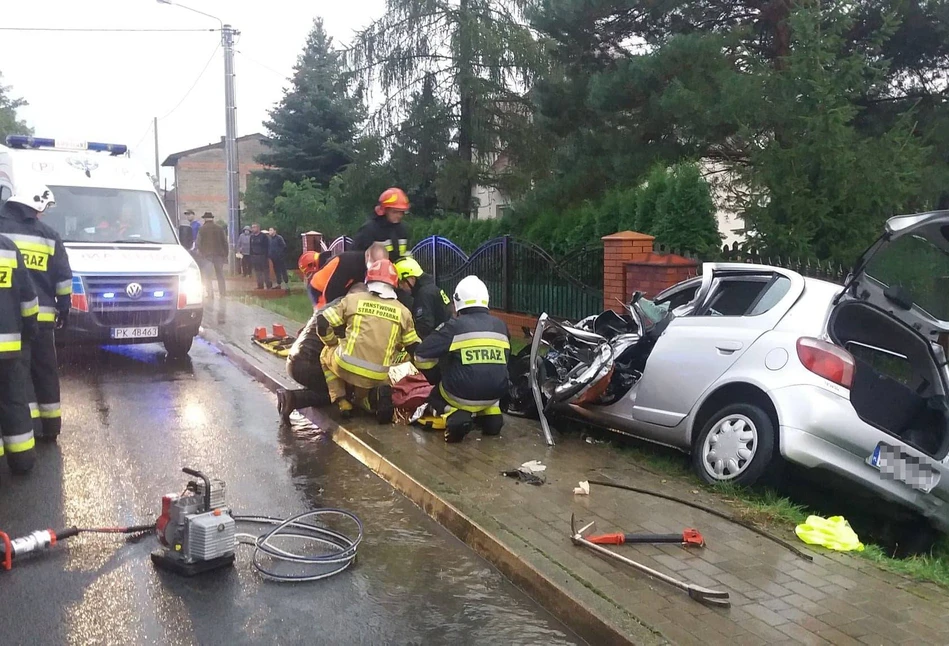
[353,215,411,263]
[410,273,451,340]
[317,290,421,386]
[0,234,39,359]
[413,308,511,412]
[0,202,72,327]
[288,286,365,366]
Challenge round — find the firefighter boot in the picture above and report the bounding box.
[337,398,354,419]
[444,410,473,444]
[369,385,394,424]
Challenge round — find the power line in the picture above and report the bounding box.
[0,27,217,33]
[157,43,221,121]
[236,50,287,80]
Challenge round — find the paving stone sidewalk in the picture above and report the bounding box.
[206,297,949,645]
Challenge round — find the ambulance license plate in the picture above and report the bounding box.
[112,326,159,339]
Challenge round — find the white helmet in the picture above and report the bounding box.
[8,184,55,213]
[453,275,490,311]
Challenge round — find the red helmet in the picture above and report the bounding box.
[365,259,399,288]
[298,251,320,275]
[374,187,410,216]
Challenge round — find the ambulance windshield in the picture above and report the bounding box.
[41,186,178,244]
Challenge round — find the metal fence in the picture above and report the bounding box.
[321,235,353,254]
[412,235,603,321]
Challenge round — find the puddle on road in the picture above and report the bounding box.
[277,412,584,645]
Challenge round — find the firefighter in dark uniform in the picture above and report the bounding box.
[394,257,451,340]
[0,184,72,442]
[0,233,39,477]
[307,243,388,310]
[352,187,412,263]
[413,275,511,443]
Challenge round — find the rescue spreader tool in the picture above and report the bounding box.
[570,514,730,607]
[586,528,705,547]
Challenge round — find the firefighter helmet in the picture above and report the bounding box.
[366,259,399,288]
[8,183,55,213]
[453,275,490,311]
[374,187,410,216]
[394,257,424,281]
[298,251,320,275]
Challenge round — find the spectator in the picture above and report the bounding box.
[184,210,200,250]
[249,223,272,290]
[196,212,229,299]
[268,227,289,291]
[237,226,252,277]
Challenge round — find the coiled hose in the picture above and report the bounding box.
[233,509,363,582]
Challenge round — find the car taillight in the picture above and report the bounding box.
[796,337,854,389]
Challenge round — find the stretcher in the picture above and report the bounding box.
[251,324,297,358]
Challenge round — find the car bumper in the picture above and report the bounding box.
[771,384,949,531]
[56,307,203,346]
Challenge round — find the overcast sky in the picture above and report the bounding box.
[1,0,385,187]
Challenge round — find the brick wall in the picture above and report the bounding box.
[492,310,539,338]
[624,253,698,299]
[173,136,269,225]
[602,231,655,312]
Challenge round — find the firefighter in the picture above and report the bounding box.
[0,184,71,442]
[317,259,420,422]
[353,188,412,263]
[0,233,39,478]
[298,251,322,308]
[394,257,451,340]
[307,243,388,310]
[414,275,511,443]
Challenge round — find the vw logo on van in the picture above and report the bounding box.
[126,283,144,300]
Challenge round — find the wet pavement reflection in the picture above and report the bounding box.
[0,341,582,645]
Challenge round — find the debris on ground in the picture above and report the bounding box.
[573,481,590,495]
[502,460,547,486]
[795,515,865,552]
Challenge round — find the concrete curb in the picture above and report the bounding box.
[201,327,660,646]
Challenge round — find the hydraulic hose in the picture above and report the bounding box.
[585,479,813,562]
[233,509,363,582]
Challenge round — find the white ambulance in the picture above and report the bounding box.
[0,136,204,357]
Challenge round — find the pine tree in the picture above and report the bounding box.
[348,0,545,216]
[254,19,366,201]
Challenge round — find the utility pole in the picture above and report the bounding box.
[153,116,160,189]
[222,24,241,274]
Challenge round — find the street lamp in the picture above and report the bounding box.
[157,0,241,274]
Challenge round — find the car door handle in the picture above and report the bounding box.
[715,341,743,354]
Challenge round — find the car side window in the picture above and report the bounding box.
[0,186,10,204]
[699,278,770,316]
[656,285,699,311]
[747,275,792,316]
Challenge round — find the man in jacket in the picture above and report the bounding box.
[0,184,72,442]
[268,227,289,291]
[308,243,388,310]
[249,223,271,289]
[353,188,412,264]
[196,212,228,299]
[237,226,252,277]
[394,257,451,340]
[317,259,420,422]
[414,275,510,443]
[0,233,39,479]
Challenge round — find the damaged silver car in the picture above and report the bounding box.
[510,210,949,535]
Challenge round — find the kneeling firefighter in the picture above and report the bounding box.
[0,234,39,479]
[316,259,421,422]
[394,257,450,340]
[413,275,511,443]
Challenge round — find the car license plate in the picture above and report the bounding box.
[867,442,941,493]
[112,326,159,340]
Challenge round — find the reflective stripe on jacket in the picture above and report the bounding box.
[413,308,510,412]
[352,216,411,263]
[0,235,38,358]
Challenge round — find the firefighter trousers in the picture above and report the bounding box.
[0,357,36,474]
[23,327,62,439]
[320,345,385,411]
[428,386,503,442]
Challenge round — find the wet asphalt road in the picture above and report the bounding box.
[0,341,581,646]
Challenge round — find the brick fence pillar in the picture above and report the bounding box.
[602,231,655,312]
[301,231,323,253]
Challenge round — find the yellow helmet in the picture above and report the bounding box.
[394,257,424,281]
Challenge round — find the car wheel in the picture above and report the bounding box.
[691,403,775,486]
[163,332,195,358]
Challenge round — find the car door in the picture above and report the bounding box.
[631,265,804,428]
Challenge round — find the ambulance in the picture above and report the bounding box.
[0,136,204,357]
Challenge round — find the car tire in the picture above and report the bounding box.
[163,332,195,358]
[691,403,775,486]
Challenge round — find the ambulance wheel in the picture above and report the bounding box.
[164,332,195,358]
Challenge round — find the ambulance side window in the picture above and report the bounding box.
[0,186,10,204]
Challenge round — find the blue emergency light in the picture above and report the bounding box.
[5,135,128,156]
